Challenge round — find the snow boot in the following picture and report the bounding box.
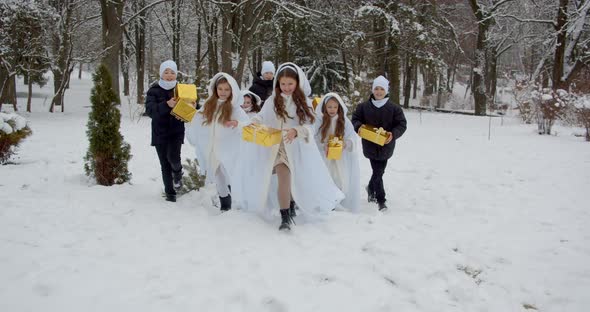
[289,200,297,217]
[366,186,376,203]
[172,169,183,191]
[378,201,388,211]
[165,193,176,202]
[219,194,232,212]
[279,209,292,231]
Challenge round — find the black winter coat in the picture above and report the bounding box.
[145,83,185,146]
[249,72,273,104]
[351,97,407,160]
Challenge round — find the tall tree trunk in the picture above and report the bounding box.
[436,72,444,108]
[403,53,412,108]
[135,0,146,104]
[194,19,202,88]
[220,8,234,74]
[121,41,130,96]
[280,18,290,63]
[469,0,490,116]
[412,61,418,99]
[27,71,33,112]
[0,75,17,111]
[486,51,498,108]
[387,35,400,105]
[99,0,124,102]
[341,45,351,95]
[552,0,568,90]
[148,19,155,80]
[373,18,387,76]
[172,0,181,68]
[233,1,269,84]
[207,17,219,77]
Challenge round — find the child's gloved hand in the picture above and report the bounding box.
[167,98,177,108]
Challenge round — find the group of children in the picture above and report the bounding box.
[145,60,407,231]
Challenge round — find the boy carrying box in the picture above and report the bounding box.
[351,75,407,211]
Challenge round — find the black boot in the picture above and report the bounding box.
[279,209,292,231]
[165,193,176,202]
[172,170,183,191]
[219,194,232,212]
[378,201,388,211]
[366,186,376,203]
[289,200,297,217]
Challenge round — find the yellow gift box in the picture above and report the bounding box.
[171,84,198,122]
[242,124,282,147]
[327,136,343,160]
[174,83,198,102]
[359,124,388,146]
[312,97,322,110]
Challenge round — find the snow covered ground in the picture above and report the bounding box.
[1,74,589,312]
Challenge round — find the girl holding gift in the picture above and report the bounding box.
[351,75,407,211]
[314,93,361,212]
[238,63,343,231]
[186,73,250,211]
[146,60,194,203]
[241,90,262,118]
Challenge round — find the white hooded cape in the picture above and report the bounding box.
[313,93,361,212]
[241,90,262,119]
[185,73,250,191]
[234,63,344,221]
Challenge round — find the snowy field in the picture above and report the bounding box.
[1,74,589,312]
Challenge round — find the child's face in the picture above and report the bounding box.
[279,76,298,96]
[242,96,252,109]
[262,72,274,80]
[216,82,232,100]
[373,86,386,100]
[325,99,339,117]
[162,68,176,81]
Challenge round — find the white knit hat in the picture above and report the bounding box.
[261,61,275,75]
[372,75,389,94]
[159,60,178,78]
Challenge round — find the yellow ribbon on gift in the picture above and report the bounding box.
[329,136,343,147]
[251,124,267,143]
[373,127,386,141]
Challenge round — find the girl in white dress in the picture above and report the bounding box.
[314,93,361,212]
[237,63,344,231]
[186,73,249,211]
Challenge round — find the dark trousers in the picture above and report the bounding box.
[155,140,182,195]
[368,159,388,203]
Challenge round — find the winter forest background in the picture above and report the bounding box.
[1,1,590,311]
[1,0,589,126]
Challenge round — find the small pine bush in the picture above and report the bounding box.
[83,64,132,185]
[0,113,32,164]
[177,158,206,195]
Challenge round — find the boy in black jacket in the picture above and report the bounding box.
[145,60,194,202]
[351,75,407,211]
[248,61,275,105]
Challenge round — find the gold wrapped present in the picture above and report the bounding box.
[171,100,197,122]
[242,124,282,147]
[359,124,388,146]
[171,84,198,122]
[312,97,322,110]
[174,83,198,102]
[327,136,343,160]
